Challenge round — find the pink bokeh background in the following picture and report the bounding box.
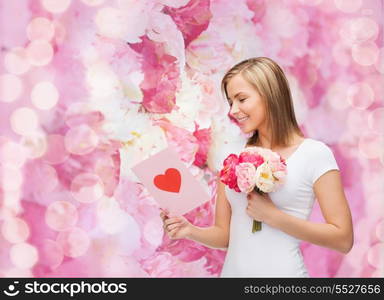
[0,0,383,277]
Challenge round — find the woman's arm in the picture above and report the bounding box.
[162,178,232,249]
[247,170,354,253]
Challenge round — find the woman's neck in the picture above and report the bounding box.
[248,131,304,150]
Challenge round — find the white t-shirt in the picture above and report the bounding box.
[220,138,340,277]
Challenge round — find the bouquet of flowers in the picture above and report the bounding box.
[219,146,287,232]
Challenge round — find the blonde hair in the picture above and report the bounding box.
[221,57,303,148]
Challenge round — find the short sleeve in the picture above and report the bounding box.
[310,142,339,185]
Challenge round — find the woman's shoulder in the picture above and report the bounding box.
[304,138,333,151]
[303,138,337,162]
[301,138,339,183]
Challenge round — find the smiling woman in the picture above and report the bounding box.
[222,57,303,149]
[160,57,354,278]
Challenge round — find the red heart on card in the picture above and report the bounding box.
[153,168,181,193]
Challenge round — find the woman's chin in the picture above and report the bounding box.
[239,126,251,134]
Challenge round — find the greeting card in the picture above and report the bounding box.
[131,147,210,216]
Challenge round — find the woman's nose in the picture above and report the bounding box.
[230,102,239,116]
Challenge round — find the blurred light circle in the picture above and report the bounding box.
[94,155,114,172]
[10,243,39,269]
[56,227,90,257]
[31,163,58,195]
[10,107,39,136]
[375,48,384,74]
[26,40,53,66]
[334,0,362,13]
[368,108,384,134]
[53,21,67,45]
[351,17,379,42]
[339,18,379,46]
[326,81,350,110]
[364,188,383,213]
[64,102,103,128]
[64,125,99,155]
[0,166,23,192]
[365,74,384,104]
[352,42,379,66]
[0,74,23,103]
[337,133,358,158]
[94,7,128,39]
[332,42,350,67]
[3,191,22,212]
[347,82,374,110]
[1,217,30,243]
[70,173,104,203]
[45,201,78,231]
[26,17,54,41]
[40,239,63,269]
[367,242,384,270]
[4,47,30,75]
[358,133,383,159]
[42,134,69,165]
[31,81,59,110]
[0,141,27,168]
[81,0,105,6]
[41,0,72,13]
[20,133,47,159]
[346,109,370,137]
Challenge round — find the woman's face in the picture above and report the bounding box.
[226,74,267,134]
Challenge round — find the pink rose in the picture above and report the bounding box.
[247,147,287,184]
[220,154,240,192]
[239,149,265,167]
[235,162,257,193]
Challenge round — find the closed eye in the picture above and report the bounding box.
[228,98,246,106]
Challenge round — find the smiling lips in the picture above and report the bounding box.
[237,116,249,123]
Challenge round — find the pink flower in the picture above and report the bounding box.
[163,0,212,48]
[219,147,287,197]
[260,149,287,183]
[130,36,181,114]
[219,154,240,192]
[193,124,211,168]
[154,118,198,165]
[239,149,265,167]
[235,162,257,193]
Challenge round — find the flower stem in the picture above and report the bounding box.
[251,187,263,232]
[252,220,262,233]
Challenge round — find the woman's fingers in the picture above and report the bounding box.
[163,219,182,232]
[160,212,168,221]
[168,227,180,238]
[164,217,181,226]
[166,223,181,232]
[159,208,169,220]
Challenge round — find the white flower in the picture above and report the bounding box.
[255,162,275,193]
[154,71,201,132]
